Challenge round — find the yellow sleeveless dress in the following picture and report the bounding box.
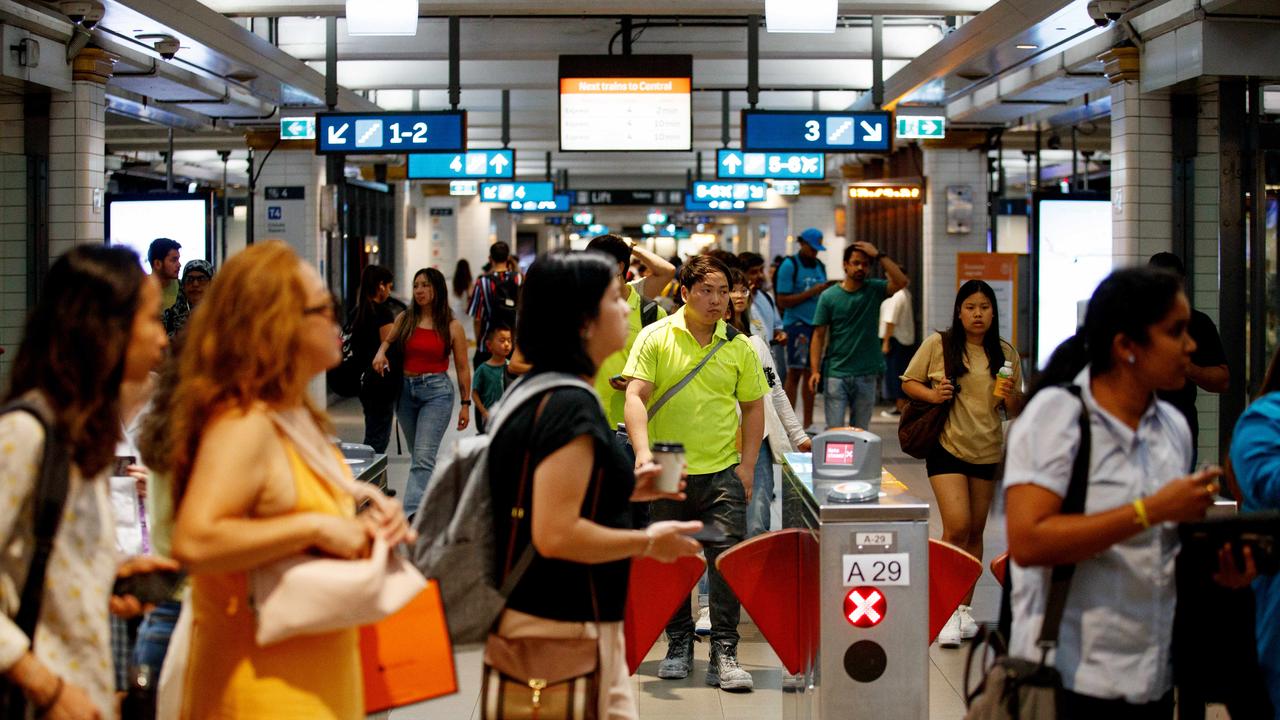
[181,444,364,719]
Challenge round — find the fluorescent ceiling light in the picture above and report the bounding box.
[346,0,417,37]
[765,0,837,33]
[1016,43,1038,49]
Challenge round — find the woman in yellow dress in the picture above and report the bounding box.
[167,242,412,719]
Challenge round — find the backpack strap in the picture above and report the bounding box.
[1036,384,1091,652]
[639,298,659,328]
[0,396,70,718]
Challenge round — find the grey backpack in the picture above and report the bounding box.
[409,372,594,645]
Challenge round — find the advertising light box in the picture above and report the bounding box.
[1035,196,1113,368]
[559,55,692,152]
[106,193,210,270]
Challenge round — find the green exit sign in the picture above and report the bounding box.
[896,116,946,139]
[280,116,316,140]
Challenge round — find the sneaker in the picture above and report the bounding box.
[706,643,754,692]
[937,611,962,648]
[782,673,808,692]
[958,605,979,640]
[879,409,901,419]
[694,607,711,636]
[657,638,694,680]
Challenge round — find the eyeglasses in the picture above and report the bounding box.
[728,288,750,297]
[303,294,342,322]
[184,274,211,286]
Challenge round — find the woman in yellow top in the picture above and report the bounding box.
[901,279,1021,648]
[168,242,412,719]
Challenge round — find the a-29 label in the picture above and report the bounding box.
[842,553,910,587]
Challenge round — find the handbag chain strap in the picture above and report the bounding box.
[501,392,557,584]
[1035,385,1092,656]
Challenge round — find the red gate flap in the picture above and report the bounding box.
[623,555,706,675]
[928,539,983,644]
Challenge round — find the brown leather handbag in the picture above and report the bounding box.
[897,333,953,460]
[480,636,599,720]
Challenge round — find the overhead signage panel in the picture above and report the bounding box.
[479,181,554,204]
[280,116,315,141]
[559,55,693,152]
[691,181,768,204]
[408,149,515,179]
[716,149,824,180]
[896,115,946,139]
[316,111,466,154]
[684,196,748,213]
[510,192,572,213]
[572,189,684,206]
[741,110,892,152]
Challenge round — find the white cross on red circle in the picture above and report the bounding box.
[843,586,887,628]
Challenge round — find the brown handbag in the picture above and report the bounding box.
[480,636,599,720]
[897,333,953,459]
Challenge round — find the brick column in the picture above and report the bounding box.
[1103,47,1173,268]
[920,148,989,334]
[47,48,114,260]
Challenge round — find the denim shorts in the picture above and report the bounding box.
[785,323,815,370]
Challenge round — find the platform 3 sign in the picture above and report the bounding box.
[741,110,892,153]
[316,111,466,154]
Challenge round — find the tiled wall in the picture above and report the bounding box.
[47,82,106,259]
[921,148,989,336]
[1193,83,1222,463]
[1110,81,1173,268]
[0,97,26,385]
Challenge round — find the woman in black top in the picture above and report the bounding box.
[489,252,703,720]
[351,264,397,452]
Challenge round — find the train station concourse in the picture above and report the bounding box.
[0,0,1278,718]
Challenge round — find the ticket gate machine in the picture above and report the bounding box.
[782,429,930,720]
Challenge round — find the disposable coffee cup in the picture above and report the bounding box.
[651,442,685,494]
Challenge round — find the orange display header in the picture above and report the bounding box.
[560,77,691,94]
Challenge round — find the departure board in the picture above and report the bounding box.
[559,55,692,152]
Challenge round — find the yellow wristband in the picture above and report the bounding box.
[1132,498,1151,529]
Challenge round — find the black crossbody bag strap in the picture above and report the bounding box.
[1037,385,1091,651]
[1,399,71,718]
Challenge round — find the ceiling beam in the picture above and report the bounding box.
[202,1,996,18]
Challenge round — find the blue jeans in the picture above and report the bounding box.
[746,438,774,538]
[397,373,455,517]
[132,599,182,671]
[824,374,878,430]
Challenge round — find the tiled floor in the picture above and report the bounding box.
[330,393,1225,720]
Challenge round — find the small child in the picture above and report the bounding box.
[472,324,513,434]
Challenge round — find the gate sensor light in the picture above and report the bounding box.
[765,0,837,33]
[346,0,418,36]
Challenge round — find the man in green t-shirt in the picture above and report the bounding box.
[147,238,182,313]
[623,255,767,692]
[808,241,909,429]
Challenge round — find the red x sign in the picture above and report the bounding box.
[844,586,887,628]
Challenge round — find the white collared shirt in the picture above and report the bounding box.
[1004,367,1191,703]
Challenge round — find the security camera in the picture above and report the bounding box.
[1086,0,1129,27]
[154,38,180,59]
[57,1,104,29]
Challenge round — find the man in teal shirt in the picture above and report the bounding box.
[808,241,909,429]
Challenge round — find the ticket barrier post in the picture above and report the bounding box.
[781,429,930,720]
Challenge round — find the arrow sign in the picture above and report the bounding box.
[478,182,554,204]
[722,153,743,175]
[408,149,516,179]
[327,123,349,145]
[860,120,883,144]
[316,111,465,154]
[716,149,823,180]
[490,154,509,173]
[896,115,946,139]
[280,116,316,140]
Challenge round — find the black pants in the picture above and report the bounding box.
[650,465,747,647]
[1061,689,1173,720]
[359,380,396,453]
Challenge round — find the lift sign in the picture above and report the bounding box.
[843,553,910,587]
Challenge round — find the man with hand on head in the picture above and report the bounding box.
[623,254,767,693]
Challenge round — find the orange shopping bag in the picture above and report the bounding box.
[360,580,459,713]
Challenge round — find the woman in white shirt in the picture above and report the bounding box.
[728,269,811,538]
[1004,267,1251,716]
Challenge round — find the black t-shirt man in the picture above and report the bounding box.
[488,384,635,622]
[1156,309,1227,445]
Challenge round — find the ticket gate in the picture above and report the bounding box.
[779,429,932,720]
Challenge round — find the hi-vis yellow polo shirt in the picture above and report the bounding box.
[596,278,666,429]
[622,307,768,475]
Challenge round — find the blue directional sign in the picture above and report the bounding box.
[479,182,555,204]
[741,110,892,152]
[316,111,466,155]
[690,181,769,205]
[717,149,824,180]
[510,192,572,213]
[408,149,515,179]
[685,196,748,212]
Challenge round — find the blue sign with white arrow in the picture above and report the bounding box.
[510,192,572,213]
[685,196,748,212]
[690,181,769,206]
[741,110,892,152]
[479,182,555,204]
[408,150,515,179]
[316,111,466,155]
[716,149,824,180]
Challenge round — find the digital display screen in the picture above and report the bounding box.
[559,55,692,152]
[106,194,209,271]
[824,442,856,466]
[1036,198,1112,368]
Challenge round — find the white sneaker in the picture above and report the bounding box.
[958,605,979,640]
[695,607,711,636]
[937,611,962,648]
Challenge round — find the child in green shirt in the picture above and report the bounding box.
[472,325,513,433]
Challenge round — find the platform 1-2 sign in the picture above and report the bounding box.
[316,111,466,155]
[741,110,892,153]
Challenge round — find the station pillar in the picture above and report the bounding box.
[0,96,26,381]
[48,47,114,260]
[792,185,841,278]
[919,147,989,336]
